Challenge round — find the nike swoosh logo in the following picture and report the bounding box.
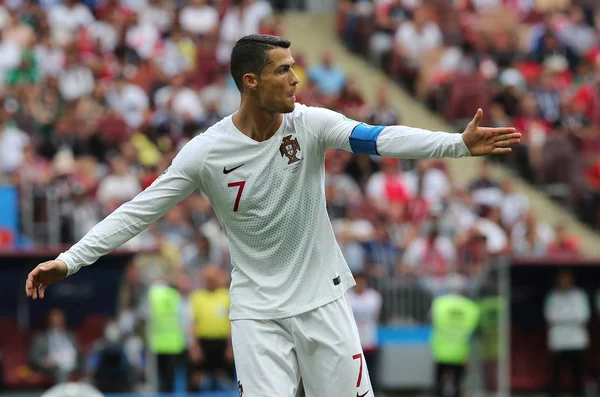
[357,390,370,397]
[223,164,244,174]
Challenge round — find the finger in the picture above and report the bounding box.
[26,268,40,297]
[492,132,522,143]
[481,127,518,135]
[494,138,521,147]
[470,108,483,127]
[26,275,34,297]
[39,284,46,299]
[32,283,38,300]
[491,147,512,154]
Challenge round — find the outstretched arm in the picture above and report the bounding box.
[25,140,206,299]
[311,106,520,158]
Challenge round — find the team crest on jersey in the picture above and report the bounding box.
[279,135,301,164]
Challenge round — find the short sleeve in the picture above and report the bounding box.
[302,106,361,152]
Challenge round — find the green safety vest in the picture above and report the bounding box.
[430,294,480,364]
[148,284,185,354]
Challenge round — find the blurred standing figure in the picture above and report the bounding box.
[348,272,382,392]
[88,322,135,393]
[189,264,232,391]
[545,269,590,397]
[147,276,186,393]
[430,275,480,397]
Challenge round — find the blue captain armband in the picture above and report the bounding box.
[349,124,385,155]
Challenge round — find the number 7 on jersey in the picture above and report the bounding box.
[227,181,246,212]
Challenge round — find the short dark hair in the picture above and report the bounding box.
[230,34,291,92]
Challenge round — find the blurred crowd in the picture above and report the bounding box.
[338,0,600,229]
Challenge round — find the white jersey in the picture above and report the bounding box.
[57,103,470,320]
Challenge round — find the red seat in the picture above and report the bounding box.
[76,315,109,355]
[2,328,54,390]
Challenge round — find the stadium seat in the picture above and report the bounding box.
[76,315,109,355]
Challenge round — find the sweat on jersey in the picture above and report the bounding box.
[57,103,471,320]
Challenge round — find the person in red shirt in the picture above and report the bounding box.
[548,225,580,257]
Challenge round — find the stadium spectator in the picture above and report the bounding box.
[87,322,136,393]
[0,114,29,175]
[105,74,149,129]
[189,264,233,392]
[403,159,451,208]
[402,217,457,296]
[547,224,581,257]
[544,269,590,397]
[331,202,374,273]
[147,274,187,393]
[366,158,410,214]
[368,0,407,69]
[182,232,218,270]
[365,221,399,278]
[499,179,529,229]
[511,210,554,256]
[389,6,442,94]
[337,76,369,120]
[61,182,103,242]
[325,149,363,218]
[469,159,503,209]
[216,0,273,65]
[96,152,142,213]
[366,85,400,127]
[29,308,83,385]
[179,0,220,37]
[308,50,347,97]
[57,50,95,102]
[473,206,508,254]
[430,274,480,397]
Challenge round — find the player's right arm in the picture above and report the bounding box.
[25,137,207,299]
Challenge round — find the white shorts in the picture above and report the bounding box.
[231,294,373,397]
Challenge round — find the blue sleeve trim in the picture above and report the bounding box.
[349,124,385,155]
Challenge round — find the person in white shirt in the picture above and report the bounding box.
[57,51,95,102]
[216,0,273,65]
[96,154,142,213]
[544,269,590,397]
[393,6,442,69]
[26,34,520,397]
[105,76,149,129]
[179,0,219,36]
[47,0,94,40]
[348,272,382,392]
[0,119,30,174]
[154,74,206,125]
[403,159,450,207]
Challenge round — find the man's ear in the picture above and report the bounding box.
[242,73,258,91]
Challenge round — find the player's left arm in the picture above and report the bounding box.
[311,107,520,158]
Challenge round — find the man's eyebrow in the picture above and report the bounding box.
[277,62,296,69]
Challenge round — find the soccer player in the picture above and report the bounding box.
[26,34,520,396]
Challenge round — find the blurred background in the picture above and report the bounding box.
[0,0,599,396]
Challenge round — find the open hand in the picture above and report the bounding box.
[461,108,521,156]
[25,260,68,299]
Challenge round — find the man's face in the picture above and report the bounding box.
[254,48,299,114]
[49,310,65,329]
[558,271,573,290]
